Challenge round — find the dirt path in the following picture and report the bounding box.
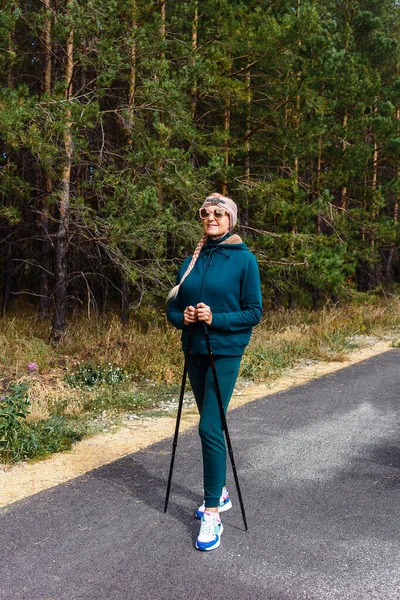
[0,340,395,508]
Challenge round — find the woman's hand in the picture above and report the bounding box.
[183,305,197,326]
[196,302,213,326]
[183,303,213,326]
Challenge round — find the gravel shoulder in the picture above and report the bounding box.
[0,338,395,508]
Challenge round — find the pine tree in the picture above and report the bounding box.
[1,0,400,328]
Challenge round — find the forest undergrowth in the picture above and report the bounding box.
[1,293,400,464]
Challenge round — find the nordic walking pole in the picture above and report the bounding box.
[164,326,193,513]
[201,322,248,531]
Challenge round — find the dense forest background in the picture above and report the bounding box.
[1,0,400,343]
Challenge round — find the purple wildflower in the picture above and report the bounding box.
[27,362,39,373]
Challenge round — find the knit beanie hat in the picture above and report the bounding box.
[167,193,238,301]
[201,193,238,230]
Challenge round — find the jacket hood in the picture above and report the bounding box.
[203,233,249,252]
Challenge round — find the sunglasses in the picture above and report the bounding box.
[199,207,228,220]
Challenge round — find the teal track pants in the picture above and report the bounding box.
[187,355,242,508]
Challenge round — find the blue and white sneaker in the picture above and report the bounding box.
[195,511,223,551]
[195,490,232,519]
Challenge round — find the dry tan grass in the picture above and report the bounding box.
[62,315,182,383]
[1,298,400,412]
[11,374,89,422]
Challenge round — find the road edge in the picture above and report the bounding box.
[0,340,396,509]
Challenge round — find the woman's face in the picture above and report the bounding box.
[201,207,230,239]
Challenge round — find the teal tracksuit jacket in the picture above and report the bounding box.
[166,233,262,355]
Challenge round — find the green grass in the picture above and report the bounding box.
[81,383,181,414]
[1,294,400,463]
[0,383,86,463]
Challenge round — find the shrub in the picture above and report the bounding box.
[0,383,85,463]
[64,362,127,389]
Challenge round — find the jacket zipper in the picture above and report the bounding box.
[196,251,212,305]
[193,251,213,352]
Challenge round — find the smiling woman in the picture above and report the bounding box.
[199,193,234,239]
[166,192,262,552]
[200,207,229,238]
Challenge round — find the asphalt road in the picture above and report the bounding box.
[1,350,400,600]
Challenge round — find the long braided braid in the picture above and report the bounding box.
[167,234,207,301]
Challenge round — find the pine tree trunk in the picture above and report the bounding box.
[272,287,281,310]
[156,0,166,206]
[52,6,74,343]
[242,65,251,231]
[385,108,400,279]
[287,292,295,311]
[160,0,166,60]
[367,103,379,289]
[315,140,322,234]
[8,16,15,88]
[341,4,350,210]
[1,245,12,317]
[222,97,230,196]
[311,286,320,311]
[39,0,53,318]
[190,2,198,121]
[2,24,15,315]
[341,112,348,209]
[38,177,53,318]
[128,0,137,111]
[43,0,52,94]
[361,174,367,242]
[293,0,301,187]
[120,277,130,327]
